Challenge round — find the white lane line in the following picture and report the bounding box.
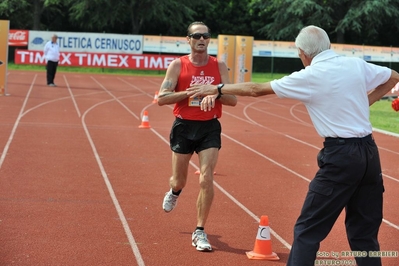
[81,98,145,266]
[63,75,81,117]
[0,74,37,169]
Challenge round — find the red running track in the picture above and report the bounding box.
[0,70,398,266]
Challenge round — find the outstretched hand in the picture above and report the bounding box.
[186,84,217,98]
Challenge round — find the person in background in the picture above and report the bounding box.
[43,34,60,86]
[158,21,237,251]
[187,25,399,265]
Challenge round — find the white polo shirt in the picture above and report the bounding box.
[271,49,391,138]
[43,41,60,62]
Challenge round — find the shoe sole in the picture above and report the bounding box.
[192,242,212,251]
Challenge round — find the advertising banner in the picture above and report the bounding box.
[332,44,364,59]
[0,20,9,96]
[28,31,143,54]
[253,40,274,57]
[234,36,253,83]
[15,50,179,70]
[217,35,236,83]
[9,29,29,46]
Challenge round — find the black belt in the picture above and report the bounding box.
[323,134,373,147]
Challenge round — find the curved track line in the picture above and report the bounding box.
[243,100,314,128]
[21,91,106,116]
[235,102,321,150]
[289,102,313,126]
[222,133,311,182]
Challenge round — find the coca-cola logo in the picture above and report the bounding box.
[9,31,27,40]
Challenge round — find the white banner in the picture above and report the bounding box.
[28,31,143,54]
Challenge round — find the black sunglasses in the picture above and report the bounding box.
[188,33,211,40]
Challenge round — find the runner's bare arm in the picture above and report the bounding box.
[216,60,237,107]
[158,59,188,106]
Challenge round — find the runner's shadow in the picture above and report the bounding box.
[208,234,249,255]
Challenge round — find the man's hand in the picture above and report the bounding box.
[199,95,218,111]
[186,84,217,98]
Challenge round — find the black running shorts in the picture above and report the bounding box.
[170,118,221,154]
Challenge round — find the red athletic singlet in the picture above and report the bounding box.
[173,55,222,121]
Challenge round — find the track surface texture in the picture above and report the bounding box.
[1,70,398,266]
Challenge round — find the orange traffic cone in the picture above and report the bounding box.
[0,86,4,96]
[152,91,159,103]
[246,215,279,260]
[392,98,399,111]
[139,110,151,129]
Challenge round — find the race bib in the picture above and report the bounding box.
[188,96,204,107]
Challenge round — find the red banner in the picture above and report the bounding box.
[14,50,179,70]
[9,29,28,46]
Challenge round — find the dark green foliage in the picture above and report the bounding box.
[0,0,399,46]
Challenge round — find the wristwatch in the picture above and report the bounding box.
[216,83,224,99]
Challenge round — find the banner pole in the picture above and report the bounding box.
[0,20,10,96]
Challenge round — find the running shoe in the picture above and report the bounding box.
[192,230,212,251]
[162,189,178,212]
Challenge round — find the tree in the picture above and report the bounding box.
[193,0,258,38]
[250,0,399,45]
[60,0,210,34]
[0,0,67,30]
[0,0,32,29]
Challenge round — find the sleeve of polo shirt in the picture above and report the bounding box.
[362,61,392,92]
[271,70,311,103]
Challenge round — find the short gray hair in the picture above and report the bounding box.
[295,25,330,58]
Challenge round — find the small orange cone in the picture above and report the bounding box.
[139,110,151,129]
[152,91,159,103]
[246,215,279,260]
[392,98,399,111]
[0,86,4,96]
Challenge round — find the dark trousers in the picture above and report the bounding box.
[46,60,58,85]
[287,134,383,266]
